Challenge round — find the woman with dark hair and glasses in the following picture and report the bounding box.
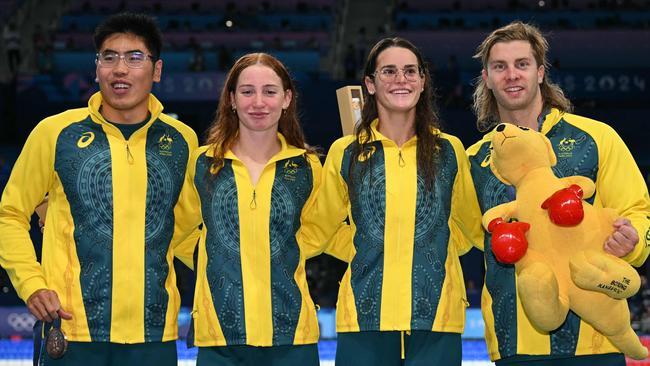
[300,37,483,365]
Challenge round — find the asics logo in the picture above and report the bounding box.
[77,132,95,148]
[480,144,493,167]
[358,145,376,162]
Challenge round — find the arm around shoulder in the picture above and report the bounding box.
[448,135,484,253]
[171,145,203,270]
[298,139,352,259]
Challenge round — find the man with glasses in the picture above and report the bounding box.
[0,13,198,365]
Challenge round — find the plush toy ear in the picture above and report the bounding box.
[542,134,557,166]
[489,151,511,185]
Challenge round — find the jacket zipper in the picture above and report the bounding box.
[126,143,134,164]
[398,150,406,167]
[249,190,257,209]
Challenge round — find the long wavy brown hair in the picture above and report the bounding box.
[472,21,572,132]
[351,37,443,192]
[205,53,312,173]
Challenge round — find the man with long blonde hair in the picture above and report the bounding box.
[467,21,650,366]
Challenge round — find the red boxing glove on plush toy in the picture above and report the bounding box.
[541,184,584,226]
[488,218,530,264]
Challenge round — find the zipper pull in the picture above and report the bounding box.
[398,150,406,167]
[249,190,257,209]
[126,143,134,164]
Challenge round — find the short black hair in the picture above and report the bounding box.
[93,13,162,60]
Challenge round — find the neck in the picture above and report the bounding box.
[515,167,558,190]
[376,109,416,147]
[101,103,149,125]
[498,94,544,131]
[232,128,281,163]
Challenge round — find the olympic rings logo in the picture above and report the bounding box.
[557,138,577,152]
[7,312,36,332]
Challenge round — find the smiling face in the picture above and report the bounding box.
[230,64,291,134]
[96,33,162,123]
[365,46,424,116]
[482,40,544,119]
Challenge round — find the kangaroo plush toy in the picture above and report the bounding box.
[483,123,647,360]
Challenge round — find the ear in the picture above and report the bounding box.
[364,75,375,95]
[542,134,557,166]
[229,91,236,109]
[537,64,544,84]
[283,89,292,110]
[153,59,163,83]
[481,69,491,90]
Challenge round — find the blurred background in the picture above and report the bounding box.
[0,0,649,364]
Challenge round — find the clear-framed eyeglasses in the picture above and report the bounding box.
[96,51,155,69]
[374,66,423,82]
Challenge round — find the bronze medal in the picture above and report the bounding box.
[45,320,67,359]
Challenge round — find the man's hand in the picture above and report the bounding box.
[26,289,73,323]
[604,218,639,258]
[34,198,48,234]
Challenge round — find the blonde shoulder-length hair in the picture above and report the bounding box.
[472,21,572,132]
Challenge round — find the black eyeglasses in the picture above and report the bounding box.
[374,66,422,82]
[96,51,155,69]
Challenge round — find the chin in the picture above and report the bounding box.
[506,101,532,110]
[111,101,138,111]
[242,123,278,132]
[390,104,417,112]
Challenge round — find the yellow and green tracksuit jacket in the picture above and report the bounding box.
[186,134,323,346]
[300,120,483,333]
[467,108,650,361]
[0,92,199,343]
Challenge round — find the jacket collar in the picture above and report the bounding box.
[539,108,564,135]
[479,107,565,143]
[213,133,306,164]
[362,118,420,147]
